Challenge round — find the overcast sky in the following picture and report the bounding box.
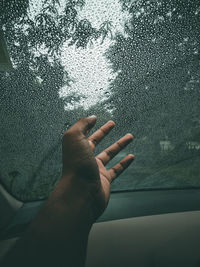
[29,0,129,111]
[59,0,129,111]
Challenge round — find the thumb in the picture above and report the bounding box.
[79,115,97,135]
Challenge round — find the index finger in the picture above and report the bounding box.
[88,120,116,151]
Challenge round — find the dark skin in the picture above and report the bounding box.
[2,115,134,267]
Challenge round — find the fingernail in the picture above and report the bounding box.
[129,154,135,160]
[88,115,97,118]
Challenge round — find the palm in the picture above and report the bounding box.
[87,120,134,207]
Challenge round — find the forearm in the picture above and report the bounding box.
[2,176,94,267]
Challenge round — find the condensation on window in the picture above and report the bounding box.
[0,0,200,201]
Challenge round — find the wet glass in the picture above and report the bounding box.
[0,0,200,201]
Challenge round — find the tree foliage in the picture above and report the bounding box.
[105,0,200,142]
[0,0,113,200]
[103,0,200,186]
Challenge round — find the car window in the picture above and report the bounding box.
[0,0,200,201]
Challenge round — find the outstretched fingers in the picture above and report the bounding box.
[108,154,135,183]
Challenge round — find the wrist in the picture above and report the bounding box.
[57,173,102,222]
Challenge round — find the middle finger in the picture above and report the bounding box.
[96,133,134,165]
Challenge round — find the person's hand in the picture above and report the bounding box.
[1,116,135,267]
[60,115,134,221]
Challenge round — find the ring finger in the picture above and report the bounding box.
[96,133,134,165]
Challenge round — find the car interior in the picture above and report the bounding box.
[1,185,200,266]
[0,0,200,266]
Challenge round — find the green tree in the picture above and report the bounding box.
[102,0,200,187]
[105,0,200,149]
[0,0,113,200]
